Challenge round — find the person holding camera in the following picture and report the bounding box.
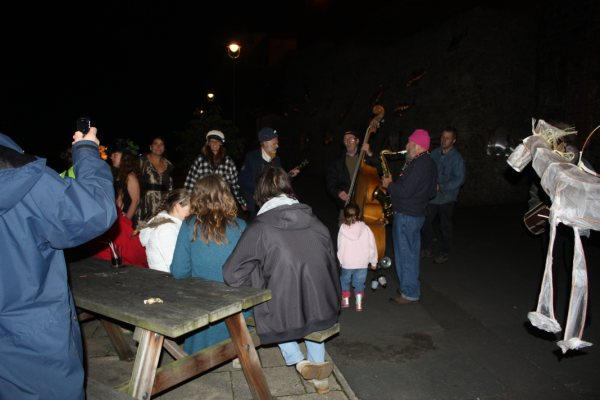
[0,127,117,399]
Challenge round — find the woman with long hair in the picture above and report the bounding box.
[138,189,191,272]
[171,174,246,354]
[110,142,141,226]
[223,166,340,394]
[183,130,247,210]
[138,136,174,221]
[89,140,148,267]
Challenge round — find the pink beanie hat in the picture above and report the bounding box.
[408,129,430,151]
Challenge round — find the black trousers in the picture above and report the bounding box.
[421,202,455,254]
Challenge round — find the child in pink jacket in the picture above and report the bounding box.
[337,203,378,311]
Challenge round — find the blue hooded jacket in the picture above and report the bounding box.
[0,134,117,400]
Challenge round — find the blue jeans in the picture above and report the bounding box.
[393,212,425,301]
[340,268,368,293]
[278,341,325,365]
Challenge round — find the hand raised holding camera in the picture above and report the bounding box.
[72,126,100,146]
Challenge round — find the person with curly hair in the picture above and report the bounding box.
[171,174,246,354]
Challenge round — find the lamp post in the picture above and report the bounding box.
[227,42,241,124]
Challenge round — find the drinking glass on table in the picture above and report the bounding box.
[110,243,122,268]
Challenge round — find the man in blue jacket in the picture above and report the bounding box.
[0,127,117,399]
[421,127,465,264]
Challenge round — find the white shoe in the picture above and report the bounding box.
[232,357,242,369]
[341,296,350,308]
[355,293,364,312]
[371,279,379,291]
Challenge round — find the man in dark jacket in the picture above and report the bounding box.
[0,128,117,399]
[239,127,299,216]
[326,131,360,211]
[224,166,340,394]
[382,129,437,305]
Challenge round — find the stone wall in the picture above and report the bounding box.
[278,6,541,206]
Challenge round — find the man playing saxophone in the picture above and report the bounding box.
[381,129,437,305]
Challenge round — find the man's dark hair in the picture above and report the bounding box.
[254,166,297,208]
[442,126,458,140]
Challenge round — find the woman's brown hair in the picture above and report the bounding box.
[132,189,190,235]
[189,174,238,244]
[253,166,297,209]
[112,151,140,192]
[201,141,226,168]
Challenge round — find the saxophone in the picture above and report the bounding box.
[373,149,407,224]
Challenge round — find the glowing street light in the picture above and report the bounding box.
[207,92,215,102]
[227,42,241,59]
[227,42,241,123]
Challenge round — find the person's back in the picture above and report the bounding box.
[233,202,339,341]
[337,203,377,311]
[139,210,183,272]
[224,166,339,394]
[171,174,246,354]
[0,129,116,399]
[138,189,191,273]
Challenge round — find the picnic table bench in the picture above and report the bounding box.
[69,258,272,400]
[70,258,340,400]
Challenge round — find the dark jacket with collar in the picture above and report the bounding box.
[0,134,116,399]
[388,152,438,217]
[326,155,352,209]
[326,152,379,209]
[239,149,281,213]
[223,203,340,345]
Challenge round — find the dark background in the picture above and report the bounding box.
[1,0,598,205]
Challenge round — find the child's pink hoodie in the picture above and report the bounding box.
[337,221,378,269]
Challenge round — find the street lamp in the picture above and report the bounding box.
[227,42,241,123]
[206,92,215,102]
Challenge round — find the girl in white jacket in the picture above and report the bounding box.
[138,189,191,272]
[337,203,378,311]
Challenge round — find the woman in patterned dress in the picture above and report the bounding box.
[138,136,174,222]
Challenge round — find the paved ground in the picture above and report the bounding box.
[83,321,357,399]
[323,204,600,400]
[83,172,600,399]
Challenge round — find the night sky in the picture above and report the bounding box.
[1,0,485,167]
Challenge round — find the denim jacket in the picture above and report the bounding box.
[430,147,465,204]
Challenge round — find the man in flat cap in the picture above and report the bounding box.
[239,127,299,216]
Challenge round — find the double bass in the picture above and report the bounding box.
[346,105,386,261]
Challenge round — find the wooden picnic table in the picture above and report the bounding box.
[69,258,273,400]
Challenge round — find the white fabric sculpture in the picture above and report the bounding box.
[507,119,599,353]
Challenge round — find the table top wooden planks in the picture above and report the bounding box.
[68,258,271,338]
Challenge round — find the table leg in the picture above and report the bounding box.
[127,328,164,400]
[101,319,135,361]
[225,312,272,400]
